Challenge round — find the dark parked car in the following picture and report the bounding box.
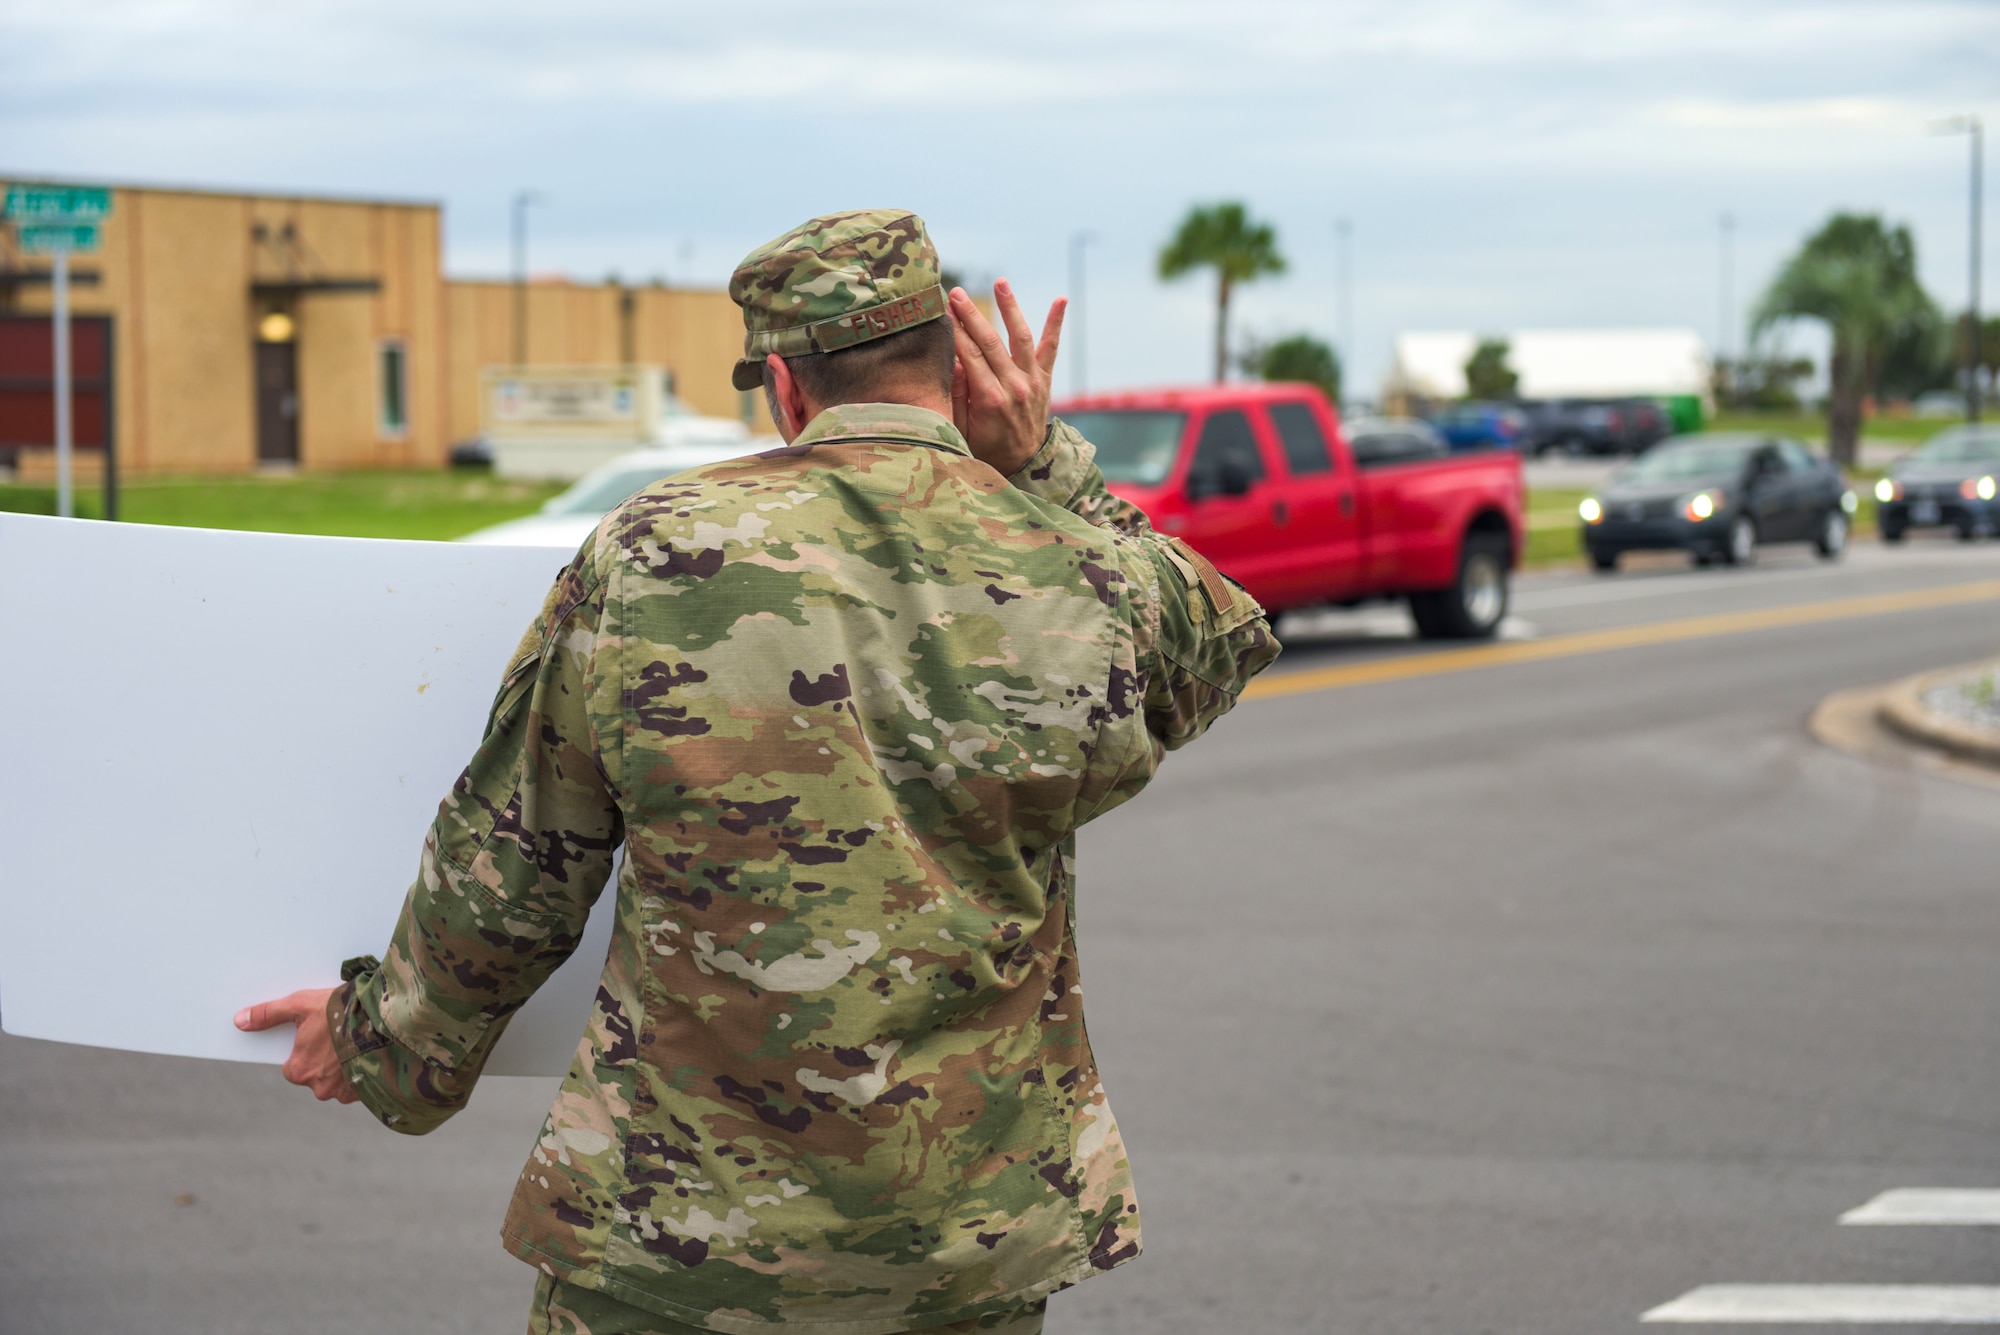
[448,435,493,469]
[1525,398,1673,456]
[1874,425,2000,542]
[1617,399,1676,452]
[1430,401,1529,451]
[1345,416,1449,469]
[1579,433,1856,571]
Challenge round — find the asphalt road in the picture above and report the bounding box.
[6,532,2000,1334]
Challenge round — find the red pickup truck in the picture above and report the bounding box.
[1053,384,1526,638]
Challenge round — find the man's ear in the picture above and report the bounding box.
[766,354,811,440]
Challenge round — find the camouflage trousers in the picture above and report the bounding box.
[528,1274,1048,1335]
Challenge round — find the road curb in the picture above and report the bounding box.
[1875,662,2000,770]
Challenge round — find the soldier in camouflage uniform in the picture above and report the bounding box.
[240,210,1276,1334]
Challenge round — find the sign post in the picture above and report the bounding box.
[53,248,71,518]
[4,186,112,519]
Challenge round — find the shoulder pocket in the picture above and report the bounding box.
[1161,535,1260,631]
[481,558,597,734]
[483,621,548,734]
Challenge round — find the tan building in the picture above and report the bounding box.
[0,175,749,479]
[445,279,756,443]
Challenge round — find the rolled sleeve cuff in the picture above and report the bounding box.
[327,956,463,1136]
[1006,419,1096,507]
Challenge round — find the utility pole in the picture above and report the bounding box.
[1719,212,1735,402]
[1068,231,1096,398]
[1936,116,1984,421]
[1335,217,1353,403]
[511,191,543,369]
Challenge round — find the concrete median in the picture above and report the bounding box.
[1875,660,2000,769]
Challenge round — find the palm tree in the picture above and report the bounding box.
[1752,214,1940,465]
[1158,203,1287,383]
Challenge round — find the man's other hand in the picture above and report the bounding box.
[950,280,1065,477]
[236,988,359,1104]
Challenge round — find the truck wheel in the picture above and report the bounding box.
[1590,549,1619,573]
[1815,510,1848,560]
[1410,535,1510,640]
[1880,521,1906,544]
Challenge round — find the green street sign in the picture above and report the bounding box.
[17,222,102,254]
[4,184,113,222]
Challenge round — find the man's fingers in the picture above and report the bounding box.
[951,309,1005,406]
[235,991,308,1032]
[950,287,1012,375]
[992,279,1037,373]
[1036,298,1068,380]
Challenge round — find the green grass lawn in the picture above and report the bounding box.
[0,469,567,541]
[1524,486,1588,567]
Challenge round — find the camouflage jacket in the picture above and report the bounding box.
[331,404,1277,1333]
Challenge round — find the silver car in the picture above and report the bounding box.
[459,441,771,548]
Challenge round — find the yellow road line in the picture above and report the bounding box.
[1245,577,2000,702]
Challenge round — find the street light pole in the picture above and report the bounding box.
[1718,212,1734,369]
[1068,231,1096,398]
[512,191,544,370]
[1335,217,1353,401]
[1935,116,1983,422]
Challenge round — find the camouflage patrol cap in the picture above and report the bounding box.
[728,209,947,391]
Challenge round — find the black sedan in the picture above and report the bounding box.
[1874,426,2000,542]
[1579,433,1856,572]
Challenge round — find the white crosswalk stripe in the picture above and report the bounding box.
[1840,1190,2000,1227]
[1643,1191,2000,1324]
[1643,1285,2000,1324]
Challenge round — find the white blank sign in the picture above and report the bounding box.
[0,514,615,1077]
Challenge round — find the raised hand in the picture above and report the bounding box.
[948,279,1065,477]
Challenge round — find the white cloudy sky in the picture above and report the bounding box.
[4,0,1995,397]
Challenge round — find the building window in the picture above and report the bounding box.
[378,339,408,438]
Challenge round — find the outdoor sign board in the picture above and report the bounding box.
[16,222,101,254]
[2,184,112,222]
[0,514,608,1078]
[481,365,667,441]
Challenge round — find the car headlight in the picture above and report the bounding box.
[1682,489,1722,521]
[1965,475,1999,501]
[1841,490,1859,514]
[1874,477,1898,503]
[1578,497,1603,524]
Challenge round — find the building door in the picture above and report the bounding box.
[255,341,299,464]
